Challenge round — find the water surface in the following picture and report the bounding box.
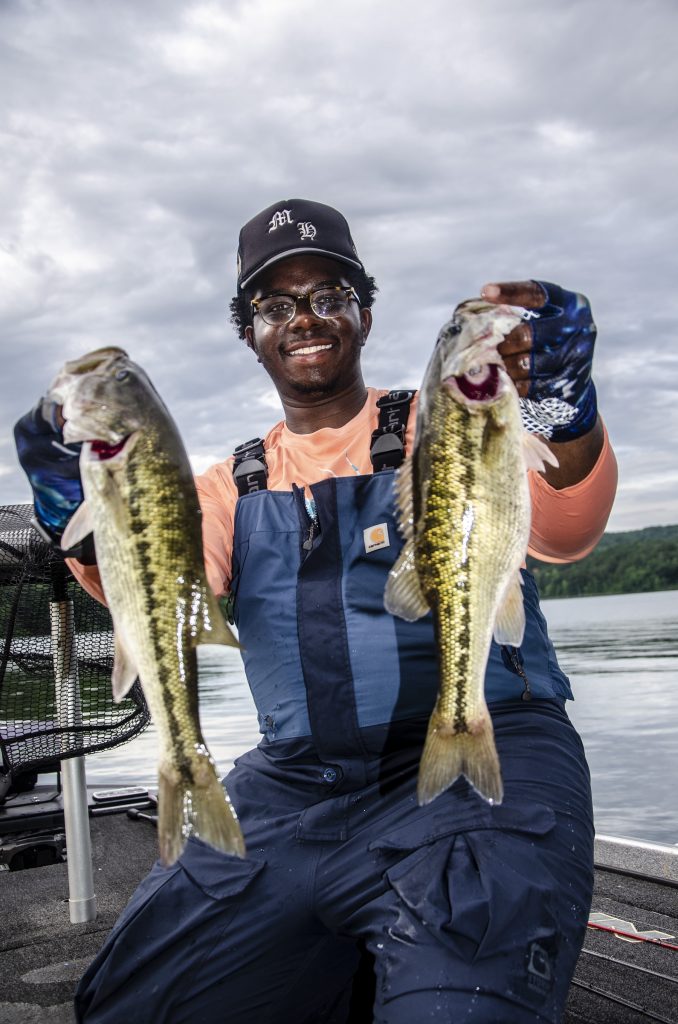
[543,589,677,843]
[85,590,678,844]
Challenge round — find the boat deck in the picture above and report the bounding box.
[570,863,678,1022]
[1,796,677,1023]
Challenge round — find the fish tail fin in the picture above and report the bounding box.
[158,755,246,866]
[417,713,503,807]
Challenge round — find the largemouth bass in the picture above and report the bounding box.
[50,347,245,864]
[385,301,557,806]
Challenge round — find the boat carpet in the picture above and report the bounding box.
[1,813,677,1022]
[0,811,157,1024]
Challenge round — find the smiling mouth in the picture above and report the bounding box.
[287,343,334,357]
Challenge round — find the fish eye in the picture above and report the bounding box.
[115,369,129,382]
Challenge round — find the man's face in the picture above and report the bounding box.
[245,254,372,401]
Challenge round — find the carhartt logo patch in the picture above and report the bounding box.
[364,523,390,553]
[268,209,293,232]
[526,941,554,996]
[297,221,316,240]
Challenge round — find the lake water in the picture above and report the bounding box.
[83,589,677,845]
[542,589,677,844]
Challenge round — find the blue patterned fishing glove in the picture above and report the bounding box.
[13,399,84,543]
[519,281,598,442]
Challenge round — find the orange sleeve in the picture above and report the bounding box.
[527,423,618,563]
[195,460,239,597]
[65,558,107,605]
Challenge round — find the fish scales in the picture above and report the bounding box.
[52,347,245,864]
[116,433,204,781]
[386,301,557,806]
[419,385,529,724]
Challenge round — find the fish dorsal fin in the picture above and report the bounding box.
[493,572,526,646]
[384,539,430,621]
[111,631,140,703]
[522,432,559,474]
[61,500,93,550]
[192,587,241,649]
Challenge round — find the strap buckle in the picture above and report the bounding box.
[233,437,268,496]
[370,390,416,472]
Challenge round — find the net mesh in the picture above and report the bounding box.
[0,504,150,774]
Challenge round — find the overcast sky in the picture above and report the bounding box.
[1,0,676,532]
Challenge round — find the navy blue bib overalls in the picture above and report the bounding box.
[76,470,594,1024]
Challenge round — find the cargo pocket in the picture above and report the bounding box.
[178,835,265,899]
[372,801,557,965]
[107,836,264,943]
[76,839,266,1019]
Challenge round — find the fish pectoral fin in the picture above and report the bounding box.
[193,588,241,649]
[61,500,93,550]
[111,632,139,702]
[384,540,430,621]
[493,572,526,646]
[522,431,559,473]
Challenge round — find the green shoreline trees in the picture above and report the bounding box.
[527,524,678,598]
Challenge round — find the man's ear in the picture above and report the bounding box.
[360,308,372,346]
[245,325,259,358]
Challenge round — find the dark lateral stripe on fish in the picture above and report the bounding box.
[127,455,195,787]
[453,412,474,733]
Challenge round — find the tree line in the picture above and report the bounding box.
[526,524,678,598]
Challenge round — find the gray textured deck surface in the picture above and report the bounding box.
[568,862,678,1022]
[1,809,677,1022]
[0,811,157,1024]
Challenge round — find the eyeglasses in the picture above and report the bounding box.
[251,285,359,326]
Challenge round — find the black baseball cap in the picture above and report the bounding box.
[236,199,364,290]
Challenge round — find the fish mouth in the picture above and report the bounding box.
[89,438,129,460]
[84,435,135,462]
[449,363,501,402]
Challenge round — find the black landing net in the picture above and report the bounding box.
[0,504,150,779]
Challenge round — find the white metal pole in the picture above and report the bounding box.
[50,594,97,923]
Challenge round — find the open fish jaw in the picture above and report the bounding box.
[49,349,163,448]
[416,301,523,438]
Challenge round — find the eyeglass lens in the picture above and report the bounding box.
[256,287,353,325]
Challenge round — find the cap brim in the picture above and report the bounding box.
[240,248,363,289]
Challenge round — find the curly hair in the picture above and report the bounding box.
[229,266,378,340]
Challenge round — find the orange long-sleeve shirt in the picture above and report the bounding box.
[70,387,617,603]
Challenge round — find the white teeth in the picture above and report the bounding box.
[289,344,333,356]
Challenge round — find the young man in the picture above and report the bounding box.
[16,199,617,1023]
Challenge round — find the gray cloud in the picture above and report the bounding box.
[2,0,677,531]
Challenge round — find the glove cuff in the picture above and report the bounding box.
[549,380,598,442]
[520,381,598,443]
